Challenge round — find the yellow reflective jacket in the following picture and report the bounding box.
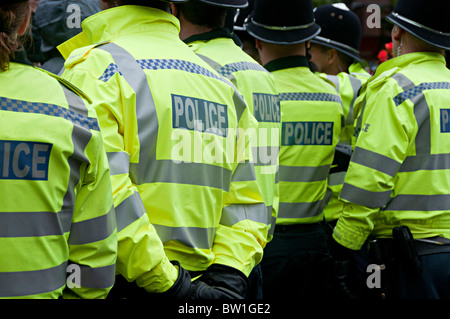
[319,62,371,222]
[266,56,344,225]
[0,53,117,298]
[334,52,450,250]
[184,28,280,241]
[59,5,265,281]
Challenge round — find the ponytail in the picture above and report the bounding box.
[0,1,30,72]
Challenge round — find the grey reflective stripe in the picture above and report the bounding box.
[268,214,277,236]
[98,43,159,187]
[69,206,116,245]
[221,202,268,226]
[354,96,367,139]
[0,210,72,237]
[391,73,432,156]
[60,84,88,116]
[326,75,340,91]
[232,160,257,182]
[328,171,346,186]
[251,146,279,166]
[153,224,216,249]
[137,160,232,191]
[78,263,115,289]
[107,151,130,176]
[340,183,392,208]
[383,194,450,211]
[347,75,363,126]
[0,262,67,297]
[351,146,401,177]
[400,153,450,172]
[277,200,324,219]
[62,104,93,225]
[115,191,146,232]
[279,164,330,182]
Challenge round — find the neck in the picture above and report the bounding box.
[178,19,213,41]
[259,41,307,66]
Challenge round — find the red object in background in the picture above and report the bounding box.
[378,50,388,62]
[378,42,393,63]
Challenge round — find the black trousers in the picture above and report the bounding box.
[374,239,450,299]
[260,223,333,300]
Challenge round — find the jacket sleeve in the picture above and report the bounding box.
[333,80,412,250]
[213,91,267,277]
[61,65,178,293]
[64,117,117,299]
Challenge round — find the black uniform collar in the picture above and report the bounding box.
[263,55,310,72]
[183,27,241,47]
[10,50,34,67]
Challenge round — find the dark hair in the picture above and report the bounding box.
[0,1,30,71]
[120,0,170,12]
[175,1,227,29]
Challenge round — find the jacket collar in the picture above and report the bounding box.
[58,5,180,58]
[372,51,446,81]
[183,27,234,44]
[263,55,310,72]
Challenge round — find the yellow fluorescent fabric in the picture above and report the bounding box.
[186,33,280,244]
[334,52,450,250]
[318,62,371,222]
[268,56,344,226]
[0,62,117,298]
[60,5,265,279]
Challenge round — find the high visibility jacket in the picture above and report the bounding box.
[319,62,371,222]
[59,6,265,279]
[184,28,280,241]
[0,52,116,298]
[266,56,344,225]
[333,52,450,250]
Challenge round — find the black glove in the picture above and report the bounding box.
[196,264,249,297]
[330,239,358,300]
[163,262,244,299]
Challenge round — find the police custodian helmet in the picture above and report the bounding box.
[196,0,248,9]
[386,0,450,50]
[311,3,363,63]
[245,0,320,45]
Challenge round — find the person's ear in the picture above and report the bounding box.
[391,24,404,42]
[17,5,31,36]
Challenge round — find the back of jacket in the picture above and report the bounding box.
[335,52,450,250]
[267,56,344,225]
[60,6,265,278]
[186,31,280,241]
[0,58,116,298]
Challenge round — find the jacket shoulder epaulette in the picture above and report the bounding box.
[64,40,111,70]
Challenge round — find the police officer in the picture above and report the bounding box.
[309,3,371,226]
[172,0,280,298]
[232,0,259,63]
[331,0,450,299]
[59,0,265,298]
[246,0,344,300]
[0,0,117,298]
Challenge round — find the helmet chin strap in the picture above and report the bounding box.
[305,42,312,60]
